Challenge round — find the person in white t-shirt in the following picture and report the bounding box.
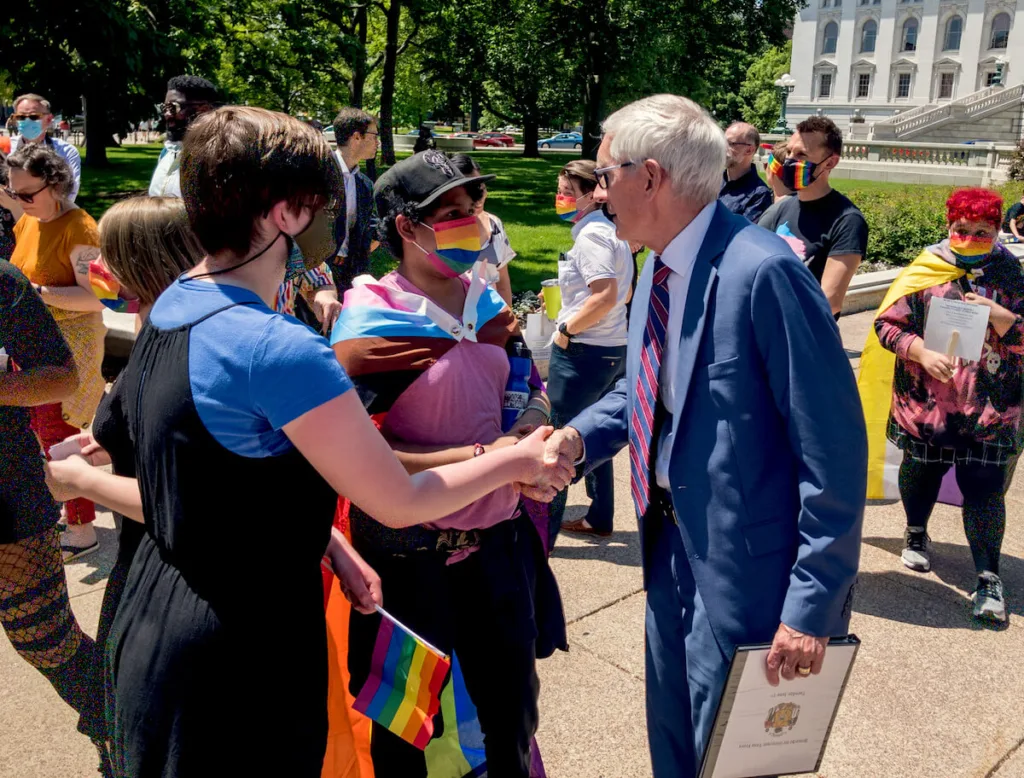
[149,76,218,198]
[547,159,633,543]
[450,154,517,305]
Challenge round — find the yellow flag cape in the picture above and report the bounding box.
[857,249,964,499]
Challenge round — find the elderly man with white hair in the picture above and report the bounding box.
[536,95,867,777]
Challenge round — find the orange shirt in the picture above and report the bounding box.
[11,208,100,287]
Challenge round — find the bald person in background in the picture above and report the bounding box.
[718,122,772,223]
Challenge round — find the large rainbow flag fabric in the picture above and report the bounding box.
[352,607,451,750]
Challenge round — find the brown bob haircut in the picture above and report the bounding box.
[559,159,598,196]
[180,106,341,257]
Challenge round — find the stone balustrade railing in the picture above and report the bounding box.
[757,138,1015,171]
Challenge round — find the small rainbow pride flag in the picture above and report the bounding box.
[88,259,140,314]
[353,606,451,750]
[433,215,484,266]
[765,153,784,179]
[555,194,577,222]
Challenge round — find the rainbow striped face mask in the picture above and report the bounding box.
[949,233,994,266]
[555,194,578,222]
[417,215,484,277]
[780,158,816,191]
[88,259,140,314]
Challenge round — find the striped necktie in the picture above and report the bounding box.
[629,257,672,518]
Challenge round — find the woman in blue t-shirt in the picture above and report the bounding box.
[99,107,572,778]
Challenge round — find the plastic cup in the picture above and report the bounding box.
[540,280,562,321]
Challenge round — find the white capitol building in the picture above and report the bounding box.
[787,0,1024,142]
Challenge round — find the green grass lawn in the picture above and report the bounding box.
[75,144,164,217]
[76,145,1024,293]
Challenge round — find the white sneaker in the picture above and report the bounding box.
[61,523,99,563]
[972,572,1007,624]
[901,528,931,572]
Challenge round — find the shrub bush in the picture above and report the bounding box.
[845,180,1024,269]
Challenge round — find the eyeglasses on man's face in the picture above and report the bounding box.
[160,101,204,116]
[728,141,754,149]
[594,161,635,190]
[14,113,45,122]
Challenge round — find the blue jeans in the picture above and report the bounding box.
[547,341,626,543]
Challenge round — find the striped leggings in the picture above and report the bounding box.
[0,527,105,739]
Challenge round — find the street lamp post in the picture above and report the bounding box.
[772,73,797,134]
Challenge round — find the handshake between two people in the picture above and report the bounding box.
[505,423,585,503]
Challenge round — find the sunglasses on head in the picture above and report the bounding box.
[14,113,43,121]
[3,183,48,204]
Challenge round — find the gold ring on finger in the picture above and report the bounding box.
[796,665,811,676]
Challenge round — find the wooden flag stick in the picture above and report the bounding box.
[374,605,449,659]
[946,329,960,358]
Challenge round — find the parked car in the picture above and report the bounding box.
[537,132,583,150]
[323,126,336,144]
[454,132,506,148]
[478,132,515,147]
[406,129,439,137]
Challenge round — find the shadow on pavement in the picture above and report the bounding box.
[550,531,642,567]
[853,569,1011,630]
[68,525,118,587]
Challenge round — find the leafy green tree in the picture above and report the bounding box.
[738,41,792,133]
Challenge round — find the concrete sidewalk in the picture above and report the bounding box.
[3,311,1023,777]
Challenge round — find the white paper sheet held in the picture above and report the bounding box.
[699,637,859,778]
[923,296,990,362]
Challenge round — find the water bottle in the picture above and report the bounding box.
[502,341,533,432]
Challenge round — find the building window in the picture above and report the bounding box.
[873,0,880,5]
[939,72,955,98]
[985,70,1000,86]
[859,0,869,5]
[822,22,839,54]
[861,20,878,52]
[819,73,834,98]
[990,13,1011,49]
[821,0,830,7]
[897,72,913,97]
[902,18,919,51]
[857,73,872,97]
[943,15,963,50]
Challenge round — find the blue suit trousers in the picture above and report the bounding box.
[645,508,730,778]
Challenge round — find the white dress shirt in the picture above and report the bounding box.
[654,201,716,489]
[148,141,182,198]
[335,150,358,257]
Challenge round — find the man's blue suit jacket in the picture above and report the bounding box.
[570,202,867,655]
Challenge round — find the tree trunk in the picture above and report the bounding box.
[470,89,481,132]
[582,31,606,161]
[349,4,369,108]
[379,0,403,166]
[81,87,109,168]
[522,119,540,158]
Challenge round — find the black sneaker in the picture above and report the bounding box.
[972,572,1007,624]
[901,528,931,572]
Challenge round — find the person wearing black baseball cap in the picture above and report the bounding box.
[333,150,566,776]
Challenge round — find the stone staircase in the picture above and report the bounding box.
[871,82,1024,142]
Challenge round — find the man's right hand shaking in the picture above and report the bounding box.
[516,426,583,502]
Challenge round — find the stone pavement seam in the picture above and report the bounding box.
[572,637,645,684]
[988,736,1024,778]
[566,586,644,626]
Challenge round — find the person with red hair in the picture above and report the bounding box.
[869,187,1024,624]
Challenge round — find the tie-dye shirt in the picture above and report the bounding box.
[875,242,1024,454]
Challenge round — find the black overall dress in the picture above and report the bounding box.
[104,302,337,777]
